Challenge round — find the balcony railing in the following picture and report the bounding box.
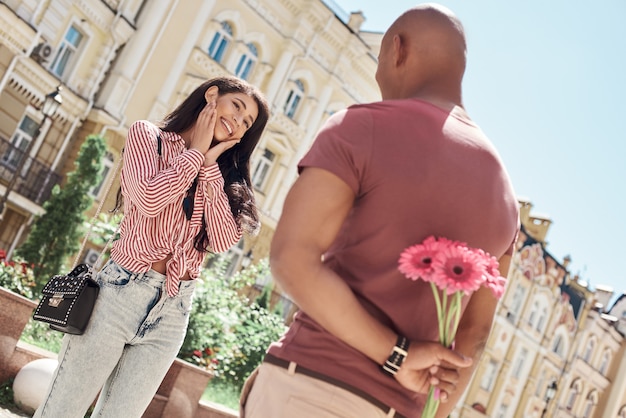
[0,136,62,206]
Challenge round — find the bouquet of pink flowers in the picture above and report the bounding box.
[398,236,506,418]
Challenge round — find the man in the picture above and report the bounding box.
[241,4,519,418]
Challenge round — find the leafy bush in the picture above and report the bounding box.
[179,256,287,390]
[0,249,36,299]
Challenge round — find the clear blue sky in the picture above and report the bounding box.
[332,0,626,301]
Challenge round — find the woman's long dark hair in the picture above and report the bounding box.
[115,76,269,253]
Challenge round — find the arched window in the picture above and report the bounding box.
[581,391,597,418]
[552,334,564,356]
[599,350,610,375]
[284,79,304,119]
[536,306,548,332]
[235,43,258,80]
[208,21,233,63]
[566,380,580,411]
[619,404,626,418]
[582,337,595,363]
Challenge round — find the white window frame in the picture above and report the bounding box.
[599,350,610,374]
[234,43,258,80]
[208,21,233,63]
[50,24,85,78]
[283,79,304,119]
[583,338,595,363]
[252,148,276,191]
[512,348,528,379]
[2,114,40,170]
[90,152,114,198]
[480,359,498,391]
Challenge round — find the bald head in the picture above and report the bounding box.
[375,3,467,103]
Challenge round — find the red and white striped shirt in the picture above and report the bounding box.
[110,120,242,296]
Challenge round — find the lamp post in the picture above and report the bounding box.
[541,380,558,418]
[0,86,62,221]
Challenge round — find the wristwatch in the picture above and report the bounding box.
[381,335,410,377]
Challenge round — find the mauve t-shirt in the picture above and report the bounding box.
[268,98,519,417]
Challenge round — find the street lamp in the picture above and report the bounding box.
[0,86,62,220]
[541,380,558,418]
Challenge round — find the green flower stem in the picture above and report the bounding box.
[430,282,445,342]
[447,291,463,346]
[421,384,441,418]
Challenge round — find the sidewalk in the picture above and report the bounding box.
[0,406,29,418]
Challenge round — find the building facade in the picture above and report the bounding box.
[0,0,381,268]
[453,200,626,418]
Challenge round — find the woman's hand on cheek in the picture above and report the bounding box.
[203,139,240,166]
[190,102,217,155]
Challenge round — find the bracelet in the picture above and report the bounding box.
[380,335,410,377]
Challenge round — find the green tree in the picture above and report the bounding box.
[17,134,106,291]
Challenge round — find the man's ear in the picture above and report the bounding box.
[393,34,406,66]
[204,85,219,102]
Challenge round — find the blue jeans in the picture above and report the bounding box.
[33,260,195,418]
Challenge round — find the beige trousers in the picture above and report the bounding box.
[240,363,400,418]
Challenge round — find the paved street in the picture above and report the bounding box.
[0,406,30,418]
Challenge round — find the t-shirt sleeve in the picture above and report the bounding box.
[298,106,373,195]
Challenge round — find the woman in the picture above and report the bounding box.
[34,76,270,418]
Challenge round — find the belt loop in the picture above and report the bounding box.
[386,408,396,417]
[287,361,297,376]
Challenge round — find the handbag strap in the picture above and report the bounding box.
[71,151,123,270]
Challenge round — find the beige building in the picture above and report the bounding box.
[0,0,381,269]
[453,200,626,418]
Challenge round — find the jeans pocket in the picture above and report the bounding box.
[97,262,133,288]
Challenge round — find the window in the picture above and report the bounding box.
[235,43,258,80]
[2,115,40,169]
[599,350,610,375]
[208,21,233,63]
[284,79,304,119]
[204,239,244,277]
[536,307,547,332]
[619,405,626,418]
[581,392,596,418]
[50,24,84,77]
[566,381,580,411]
[507,285,525,322]
[252,148,275,190]
[512,348,528,379]
[552,334,566,356]
[583,338,595,363]
[480,360,498,391]
[535,370,546,396]
[90,152,114,197]
[496,404,508,418]
[528,301,538,326]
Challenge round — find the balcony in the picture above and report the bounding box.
[0,136,62,207]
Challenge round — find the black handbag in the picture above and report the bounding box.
[33,264,99,335]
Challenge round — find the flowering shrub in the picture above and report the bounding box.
[179,256,287,390]
[0,249,36,299]
[398,236,506,418]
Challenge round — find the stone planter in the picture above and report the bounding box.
[143,358,213,418]
[0,286,37,383]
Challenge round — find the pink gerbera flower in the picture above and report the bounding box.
[484,275,507,298]
[398,236,443,282]
[431,244,484,295]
